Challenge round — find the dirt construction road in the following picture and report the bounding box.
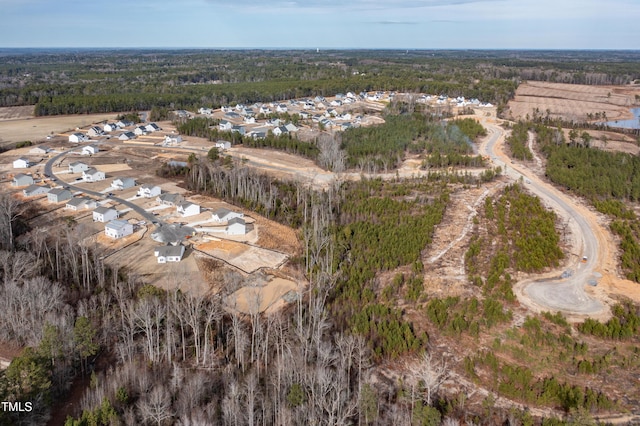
[480,120,616,319]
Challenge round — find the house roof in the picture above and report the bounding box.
[83,167,101,175]
[16,157,30,162]
[105,219,130,231]
[24,184,49,194]
[13,173,31,181]
[158,193,182,204]
[178,201,197,210]
[69,161,87,167]
[213,207,231,218]
[49,188,71,197]
[84,144,99,151]
[67,197,88,207]
[141,183,160,190]
[94,206,116,215]
[155,245,185,258]
[228,217,246,226]
[114,177,135,185]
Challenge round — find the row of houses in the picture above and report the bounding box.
[69,122,163,143]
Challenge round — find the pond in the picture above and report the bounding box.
[604,107,640,130]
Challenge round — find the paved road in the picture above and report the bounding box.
[479,122,604,316]
[45,150,164,225]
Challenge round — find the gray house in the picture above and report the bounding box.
[23,184,50,197]
[111,177,136,190]
[157,193,184,206]
[11,174,34,187]
[69,161,89,174]
[47,188,73,204]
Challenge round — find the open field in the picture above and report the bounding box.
[506,81,640,123]
[0,107,118,147]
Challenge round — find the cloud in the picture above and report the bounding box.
[204,0,497,10]
[375,20,420,25]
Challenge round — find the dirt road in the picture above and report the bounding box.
[480,120,612,319]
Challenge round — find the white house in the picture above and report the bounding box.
[82,145,100,155]
[272,126,288,137]
[243,116,256,124]
[134,126,147,136]
[104,219,133,239]
[13,157,31,169]
[164,135,182,145]
[215,141,231,150]
[137,184,162,198]
[284,123,298,132]
[176,201,200,217]
[104,123,119,133]
[12,174,34,187]
[111,177,136,190]
[219,120,233,131]
[259,106,271,114]
[226,217,246,235]
[93,206,119,223]
[87,126,104,138]
[116,120,134,128]
[29,145,51,155]
[69,161,89,174]
[66,197,93,211]
[157,193,183,206]
[276,104,288,113]
[47,188,73,204]
[82,167,106,182]
[145,123,162,132]
[231,125,245,135]
[212,208,244,223]
[154,245,186,263]
[69,133,87,143]
[199,107,213,115]
[23,184,50,197]
[119,131,136,141]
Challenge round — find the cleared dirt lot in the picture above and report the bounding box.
[0,107,118,148]
[225,277,298,314]
[507,81,640,123]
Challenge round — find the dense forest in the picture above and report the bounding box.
[0,50,638,117]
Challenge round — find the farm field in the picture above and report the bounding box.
[506,81,640,123]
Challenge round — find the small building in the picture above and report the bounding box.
[199,107,213,115]
[82,167,105,182]
[69,161,89,174]
[272,126,288,137]
[226,217,246,235]
[164,134,183,145]
[82,145,100,155]
[276,104,288,113]
[177,201,200,217]
[47,188,73,204]
[212,208,244,223]
[145,123,162,132]
[284,123,298,132]
[93,206,119,223]
[215,140,231,150]
[111,177,136,190]
[104,123,119,133]
[219,120,233,131]
[69,132,87,143]
[116,120,134,128]
[11,173,34,187]
[119,131,137,141]
[23,184,50,197]
[154,245,186,264]
[13,157,31,169]
[157,193,184,206]
[138,184,162,198]
[134,126,147,136]
[87,126,104,138]
[65,197,95,211]
[231,125,245,135]
[104,219,133,239]
[29,145,51,155]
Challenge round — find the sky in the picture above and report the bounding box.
[0,0,637,49]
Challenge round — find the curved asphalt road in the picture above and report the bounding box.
[45,150,164,226]
[480,122,604,316]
